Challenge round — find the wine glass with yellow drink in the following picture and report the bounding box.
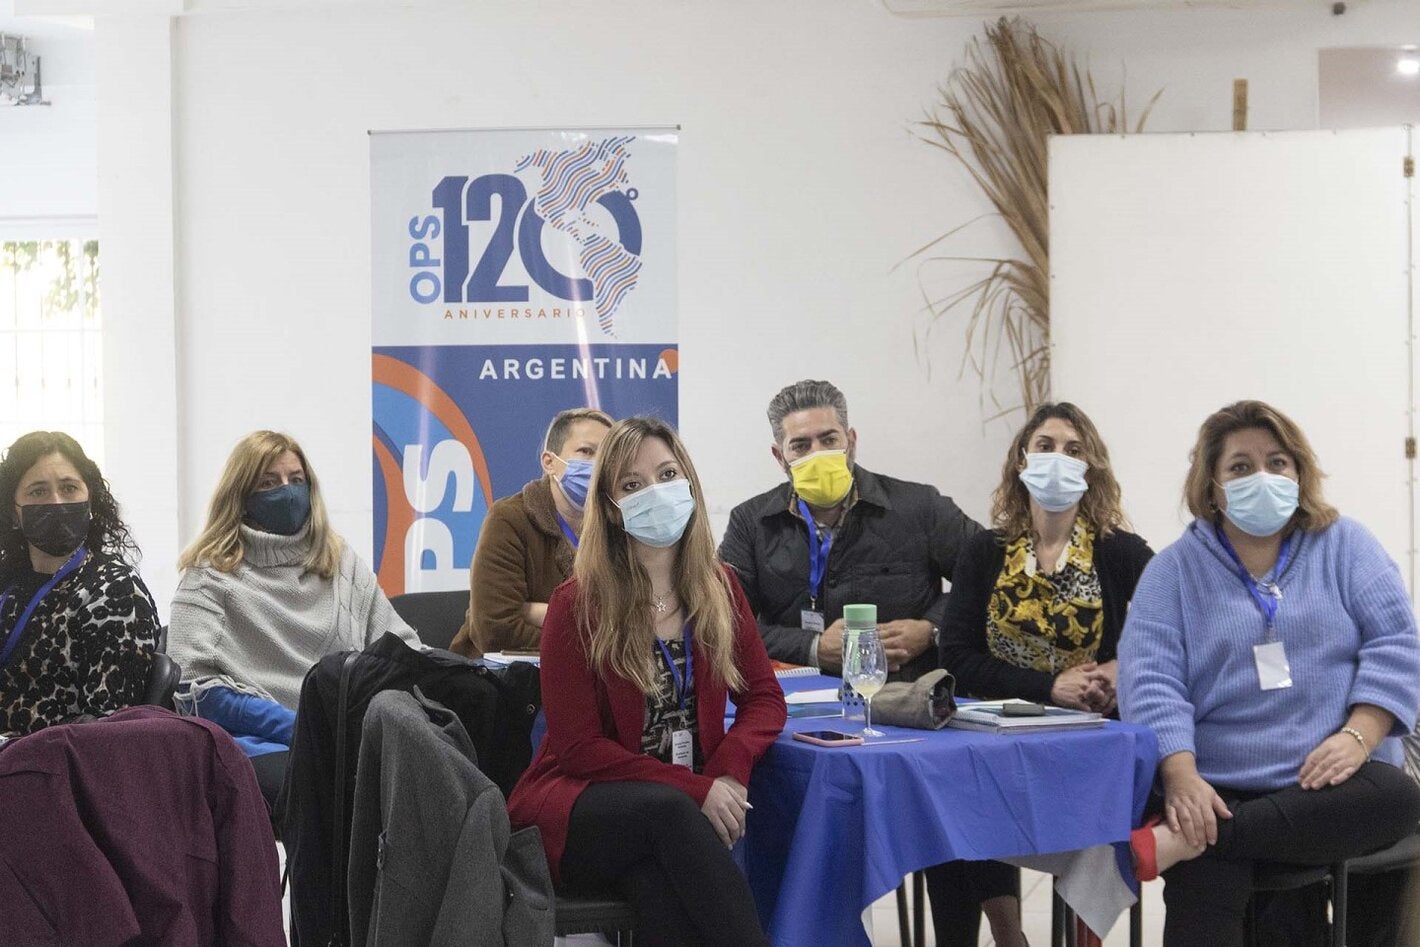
[843,626,889,737]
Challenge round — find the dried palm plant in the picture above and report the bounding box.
[912,17,1159,415]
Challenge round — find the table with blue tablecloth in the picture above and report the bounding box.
[741,675,1159,947]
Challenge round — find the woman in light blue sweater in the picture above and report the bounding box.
[1119,400,1420,945]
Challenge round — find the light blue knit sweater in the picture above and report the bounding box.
[1119,516,1420,791]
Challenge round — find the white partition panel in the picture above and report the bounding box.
[1050,128,1414,591]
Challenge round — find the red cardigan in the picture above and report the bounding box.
[506,567,788,878]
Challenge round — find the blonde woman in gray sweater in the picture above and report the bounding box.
[169,430,421,806]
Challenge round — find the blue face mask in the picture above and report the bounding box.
[1018,452,1089,513]
[616,479,695,548]
[554,457,595,510]
[1220,472,1299,537]
[245,482,311,536]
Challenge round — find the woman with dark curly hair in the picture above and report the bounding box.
[0,431,160,740]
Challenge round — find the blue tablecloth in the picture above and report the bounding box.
[743,676,1159,947]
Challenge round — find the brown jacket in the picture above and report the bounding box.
[449,477,576,657]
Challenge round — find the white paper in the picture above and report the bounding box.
[482,652,541,666]
[785,688,840,705]
[671,729,693,768]
[1254,640,1293,690]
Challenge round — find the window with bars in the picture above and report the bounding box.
[0,240,103,464]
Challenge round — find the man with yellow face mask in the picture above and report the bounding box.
[719,379,983,679]
[721,381,1019,947]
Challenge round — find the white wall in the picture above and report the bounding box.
[1051,128,1414,581]
[96,16,183,618]
[165,0,1021,577]
[1041,1,1420,133]
[80,0,1420,611]
[0,20,96,232]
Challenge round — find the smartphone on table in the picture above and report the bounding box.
[792,730,864,747]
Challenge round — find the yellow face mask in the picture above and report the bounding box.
[789,450,854,507]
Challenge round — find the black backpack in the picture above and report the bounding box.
[280,633,540,947]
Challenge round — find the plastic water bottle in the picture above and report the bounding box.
[841,603,876,722]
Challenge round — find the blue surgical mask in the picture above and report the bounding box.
[1220,472,1298,537]
[554,457,594,510]
[616,479,695,548]
[245,482,311,536]
[1018,452,1089,513]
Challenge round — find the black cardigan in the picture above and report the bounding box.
[938,526,1154,704]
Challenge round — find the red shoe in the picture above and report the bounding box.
[1130,817,1163,882]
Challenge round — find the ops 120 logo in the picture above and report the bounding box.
[406,136,645,334]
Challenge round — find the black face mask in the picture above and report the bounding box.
[16,501,92,558]
[244,483,311,536]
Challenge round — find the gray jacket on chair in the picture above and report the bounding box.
[347,688,554,946]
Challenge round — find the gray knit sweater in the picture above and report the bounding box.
[168,525,421,710]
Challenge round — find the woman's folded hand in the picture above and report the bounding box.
[1161,754,1232,848]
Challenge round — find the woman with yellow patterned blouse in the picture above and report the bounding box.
[940,401,1153,713]
[924,404,1153,947]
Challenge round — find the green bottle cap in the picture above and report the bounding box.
[842,604,877,625]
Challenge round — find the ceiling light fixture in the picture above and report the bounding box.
[1399,55,1420,77]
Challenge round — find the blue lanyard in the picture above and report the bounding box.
[554,512,579,549]
[0,546,87,669]
[1215,526,1294,633]
[797,499,834,610]
[654,622,694,711]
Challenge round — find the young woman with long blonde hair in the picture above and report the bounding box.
[168,431,420,805]
[508,416,786,946]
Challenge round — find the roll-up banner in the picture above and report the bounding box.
[370,127,678,597]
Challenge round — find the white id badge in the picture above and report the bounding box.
[1254,640,1293,690]
[800,609,825,633]
[671,729,693,768]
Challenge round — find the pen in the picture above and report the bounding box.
[861,738,926,747]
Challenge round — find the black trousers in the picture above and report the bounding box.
[1159,761,1420,947]
[248,749,288,832]
[248,749,286,834]
[560,781,770,947]
[922,858,1021,947]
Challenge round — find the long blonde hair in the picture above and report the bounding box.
[574,417,744,695]
[992,402,1128,541]
[179,431,344,579]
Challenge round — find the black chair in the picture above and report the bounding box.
[1331,830,1420,945]
[389,590,468,651]
[143,653,181,709]
[1245,830,1420,947]
[1246,862,1337,947]
[895,871,925,947]
[1343,829,1420,880]
[1051,884,1143,947]
[553,893,637,944]
[141,624,179,709]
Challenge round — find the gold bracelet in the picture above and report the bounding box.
[1340,726,1370,757]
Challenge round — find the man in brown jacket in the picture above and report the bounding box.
[449,407,613,657]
